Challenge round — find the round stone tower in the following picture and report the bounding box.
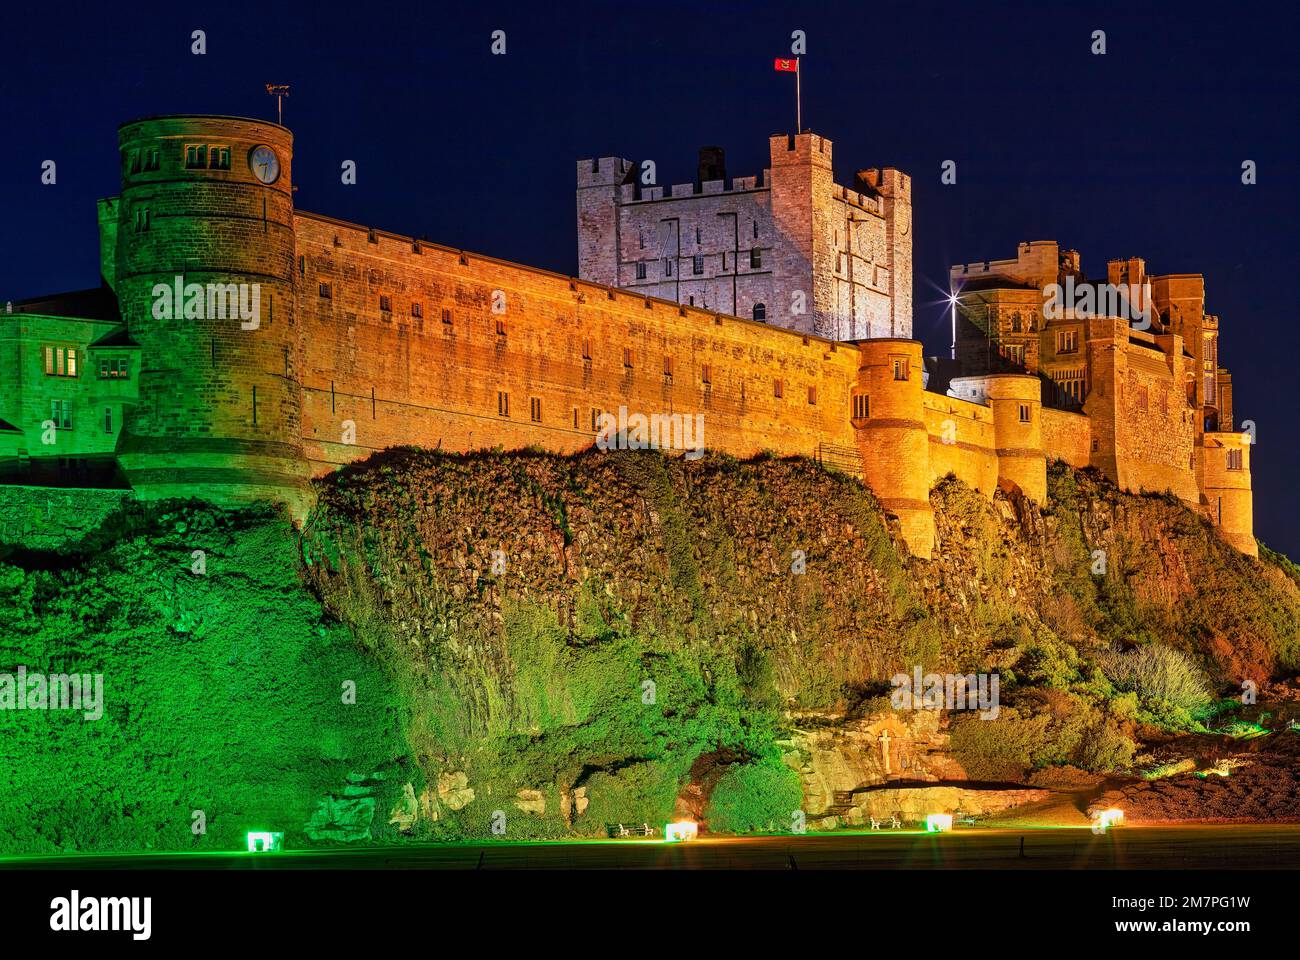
[113,115,309,512]
[853,339,935,559]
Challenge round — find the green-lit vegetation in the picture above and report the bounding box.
[0,449,1296,852]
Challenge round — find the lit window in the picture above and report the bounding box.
[45,346,78,378]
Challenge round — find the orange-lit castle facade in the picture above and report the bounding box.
[0,117,1254,558]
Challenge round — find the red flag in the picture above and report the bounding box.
[774,58,798,73]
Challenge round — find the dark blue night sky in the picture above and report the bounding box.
[2,0,1297,555]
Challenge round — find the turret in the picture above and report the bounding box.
[112,115,308,512]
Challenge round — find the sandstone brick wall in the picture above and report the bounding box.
[293,213,862,475]
[923,394,998,495]
[1041,408,1091,467]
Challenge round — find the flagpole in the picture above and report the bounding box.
[796,58,802,132]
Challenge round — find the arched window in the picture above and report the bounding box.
[753,303,766,322]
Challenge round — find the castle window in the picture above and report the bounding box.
[497,392,510,417]
[623,347,633,369]
[442,308,453,325]
[530,397,542,423]
[104,406,113,434]
[209,147,230,170]
[98,357,128,379]
[44,346,77,378]
[144,149,160,172]
[496,318,506,337]
[892,357,909,381]
[701,364,712,387]
[721,253,727,271]
[50,399,72,430]
[638,230,645,249]
[133,208,150,232]
[411,302,423,319]
[298,256,306,276]
[1092,438,1100,453]
[695,227,702,244]
[636,262,647,280]
[1056,329,1079,354]
[581,338,592,361]
[852,394,870,419]
[808,385,817,406]
[379,295,392,313]
[750,249,762,269]
[663,356,674,382]
[693,255,704,275]
[753,303,766,322]
[1227,448,1243,471]
[1018,403,1031,423]
[185,145,207,169]
[665,259,674,277]
[319,282,332,299]
[591,408,602,431]
[753,220,759,239]
[127,151,141,174]
[773,379,784,399]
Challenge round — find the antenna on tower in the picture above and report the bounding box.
[265,84,290,125]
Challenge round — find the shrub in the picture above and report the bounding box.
[704,761,802,834]
[1095,644,1213,724]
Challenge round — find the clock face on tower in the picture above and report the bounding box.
[248,145,280,184]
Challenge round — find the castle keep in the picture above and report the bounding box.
[0,115,1255,558]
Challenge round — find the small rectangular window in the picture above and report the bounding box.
[636,262,647,280]
[51,399,72,430]
[701,364,712,387]
[853,394,870,419]
[496,318,506,337]
[591,408,602,431]
[442,308,453,324]
[623,347,633,369]
[379,295,392,312]
[773,379,783,399]
[1227,448,1243,471]
[530,397,542,422]
[693,255,704,275]
[411,302,423,318]
[319,282,332,299]
[581,338,592,361]
[892,357,909,381]
[1018,403,1031,423]
[497,391,509,417]
[104,406,113,434]
[46,347,78,378]
[665,259,674,277]
[750,249,762,269]
[663,356,674,381]
[808,385,817,406]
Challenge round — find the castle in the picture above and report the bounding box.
[0,115,1254,558]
